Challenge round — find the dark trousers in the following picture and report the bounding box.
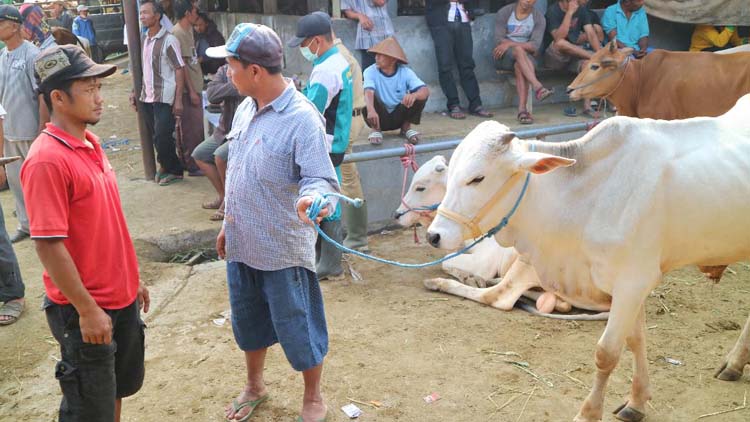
[359,50,376,71]
[46,299,145,422]
[0,203,23,302]
[142,102,183,176]
[363,94,426,132]
[429,22,482,111]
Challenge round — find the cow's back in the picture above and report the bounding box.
[636,50,750,120]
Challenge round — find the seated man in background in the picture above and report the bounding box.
[363,37,429,145]
[192,64,244,221]
[690,25,749,52]
[601,0,650,58]
[545,0,603,117]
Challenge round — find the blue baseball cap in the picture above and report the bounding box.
[287,11,331,48]
[206,23,283,67]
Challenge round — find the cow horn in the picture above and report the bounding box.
[609,38,617,53]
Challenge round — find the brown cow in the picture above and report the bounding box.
[567,39,750,120]
[567,39,750,282]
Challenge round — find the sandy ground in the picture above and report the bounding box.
[1,70,750,422]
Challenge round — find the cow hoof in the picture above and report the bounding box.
[714,363,744,381]
[613,403,645,422]
[423,278,444,291]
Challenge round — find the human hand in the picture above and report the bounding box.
[360,14,374,31]
[296,196,331,225]
[372,0,387,7]
[633,49,647,58]
[172,100,183,117]
[492,42,510,60]
[216,226,226,259]
[402,92,416,108]
[137,284,150,313]
[190,91,201,106]
[129,91,137,112]
[366,108,380,129]
[79,306,113,345]
[568,0,579,14]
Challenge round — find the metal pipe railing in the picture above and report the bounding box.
[343,120,600,164]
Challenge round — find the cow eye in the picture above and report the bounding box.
[468,176,485,185]
[590,64,600,71]
[415,187,426,192]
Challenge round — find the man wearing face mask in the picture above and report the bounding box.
[289,12,353,281]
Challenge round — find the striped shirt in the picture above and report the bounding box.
[0,41,40,141]
[140,26,184,105]
[341,0,395,50]
[224,81,340,272]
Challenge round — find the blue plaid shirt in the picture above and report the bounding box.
[224,81,340,271]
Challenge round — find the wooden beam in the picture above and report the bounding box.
[263,0,277,14]
[332,0,341,18]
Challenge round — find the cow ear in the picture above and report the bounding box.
[517,152,576,175]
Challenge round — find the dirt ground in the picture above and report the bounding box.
[1,70,750,422]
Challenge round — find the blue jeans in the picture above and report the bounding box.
[0,202,23,302]
[227,262,328,371]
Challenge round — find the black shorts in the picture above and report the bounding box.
[45,298,145,422]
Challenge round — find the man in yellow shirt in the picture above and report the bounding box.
[690,25,748,52]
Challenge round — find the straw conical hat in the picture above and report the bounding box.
[367,37,408,64]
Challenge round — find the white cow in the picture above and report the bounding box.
[426,95,750,422]
[395,155,609,318]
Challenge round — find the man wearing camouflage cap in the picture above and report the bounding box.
[209,23,338,422]
[21,44,150,422]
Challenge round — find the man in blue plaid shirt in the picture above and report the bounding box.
[209,23,339,422]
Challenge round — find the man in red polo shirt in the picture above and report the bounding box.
[21,45,149,422]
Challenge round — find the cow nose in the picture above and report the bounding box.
[393,210,404,220]
[427,232,441,248]
[566,87,574,95]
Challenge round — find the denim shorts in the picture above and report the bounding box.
[227,262,328,371]
[45,298,145,422]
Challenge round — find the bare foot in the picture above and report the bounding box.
[300,399,327,422]
[225,385,268,420]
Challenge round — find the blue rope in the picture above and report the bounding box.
[307,173,532,268]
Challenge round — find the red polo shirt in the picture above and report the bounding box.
[20,123,139,310]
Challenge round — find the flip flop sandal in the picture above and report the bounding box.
[158,174,183,186]
[469,107,494,118]
[154,169,167,183]
[202,197,223,210]
[209,209,225,221]
[448,105,466,120]
[0,301,23,326]
[517,111,534,125]
[401,129,421,145]
[230,395,270,422]
[368,131,383,145]
[295,413,328,422]
[535,87,554,102]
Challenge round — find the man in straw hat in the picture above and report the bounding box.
[207,23,339,422]
[363,36,429,145]
[21,44,150,422]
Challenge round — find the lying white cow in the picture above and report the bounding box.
[395,155,579,315]
[427,95,750,422]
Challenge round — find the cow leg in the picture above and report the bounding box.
[575,284,650,422]
[613,305,651,422]
[442,254,489,287]
[715,313,750,381]
[424,260,537,311]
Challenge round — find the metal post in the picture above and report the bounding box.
[342,121,599,164]
[123,0,156,180]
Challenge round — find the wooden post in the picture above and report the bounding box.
[332,0,341,18]
[123,0,156,180]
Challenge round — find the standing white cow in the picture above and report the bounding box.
[426,95,750,422]
[395,155,577,314]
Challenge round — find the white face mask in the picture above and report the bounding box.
[300,38,319,62]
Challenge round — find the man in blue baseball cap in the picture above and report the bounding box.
[290,11,354,282]
[208,23,339,422]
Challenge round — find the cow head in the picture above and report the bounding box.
[395,155,448,228]
[426,121,575,250]
[567,39,634,101]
